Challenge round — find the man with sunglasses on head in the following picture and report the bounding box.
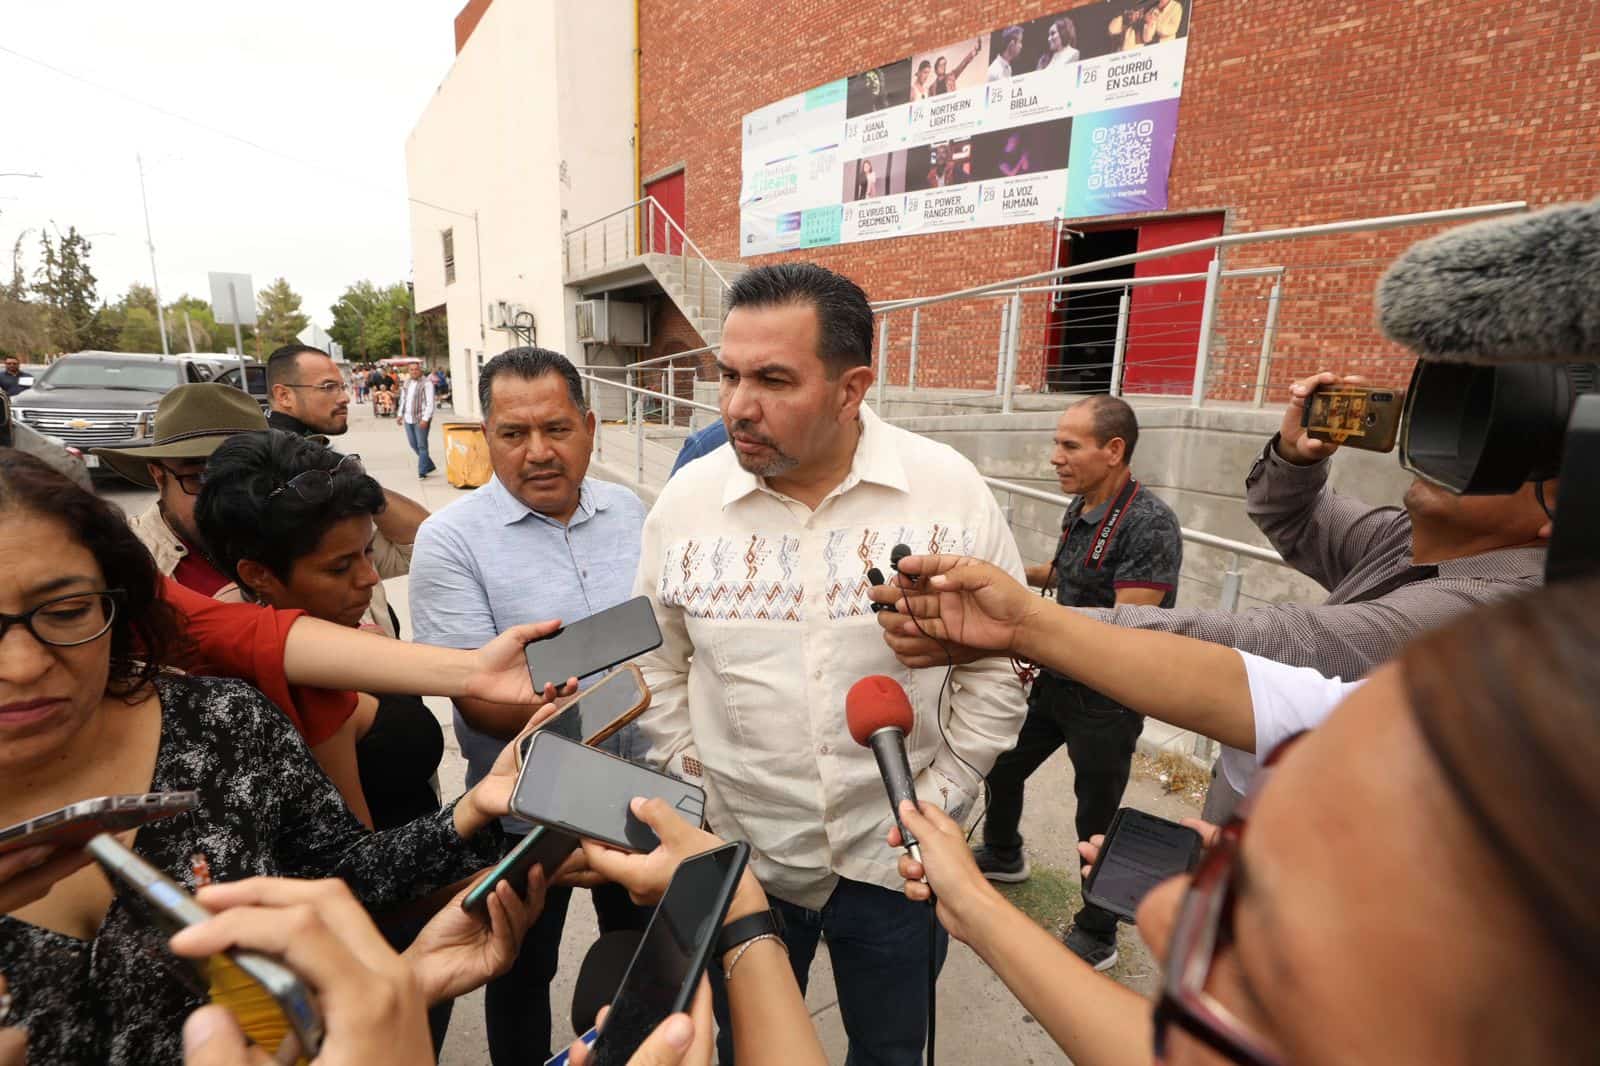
[264,344,432,635]
[94,383,269,598]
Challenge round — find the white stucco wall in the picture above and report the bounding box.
[405,0,636,419]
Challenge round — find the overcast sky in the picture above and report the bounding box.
[3,0,464,333]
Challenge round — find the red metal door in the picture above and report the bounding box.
[1120,213,1225,396]
[644,170,686,255]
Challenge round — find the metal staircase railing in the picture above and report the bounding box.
[564,196,734,326]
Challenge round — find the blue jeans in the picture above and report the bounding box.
[403,420,435,475]
[712,877,947,1066]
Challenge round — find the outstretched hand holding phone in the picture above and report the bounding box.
[175,871,544,1065]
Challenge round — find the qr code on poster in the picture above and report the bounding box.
[1087,119,1155,191]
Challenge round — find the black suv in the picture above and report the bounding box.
[9,351,253,476]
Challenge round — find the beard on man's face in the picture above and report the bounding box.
[728,419,800,478]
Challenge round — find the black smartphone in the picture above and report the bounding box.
[524,596,663,690]
[1081,807,1204,923]
[0,792,199,855]
[85,834,325,1064]
[510,731,705,852]
[460,827,581,915]
[518,664,652,764]
[590,842,751,1066]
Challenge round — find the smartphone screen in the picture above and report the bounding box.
[1302,387,1403,452]
[591,843,750,1066]
[523,596,662,689]
[522,667,649,761]
[1082,808,1203,922]
[511,731,704,852]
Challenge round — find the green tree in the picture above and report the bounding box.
[328,280,411,361]
[255,277,310,352]
[35,227,117,352]
[118,306,164,352]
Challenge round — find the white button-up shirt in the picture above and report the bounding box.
[634,405,1028,907]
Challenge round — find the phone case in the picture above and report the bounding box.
[510,731,705,852]
[85,834,326,1061]
[1302,387,1405,452]
[1080,807,1203,923]
[461,827,582,914]
[0,792,200,854]
[516,665,653,768]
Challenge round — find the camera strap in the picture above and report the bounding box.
[1083,475,1142,571]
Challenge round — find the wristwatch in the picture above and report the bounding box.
[713,907,785,965]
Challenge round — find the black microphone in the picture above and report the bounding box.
[845,675,921,863]
[571,930,644,1036]
[890,543,912,572]
[867,567,890,613]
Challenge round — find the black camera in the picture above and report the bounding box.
[1379,199,1600,583]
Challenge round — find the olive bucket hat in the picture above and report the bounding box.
[91,383,268,489]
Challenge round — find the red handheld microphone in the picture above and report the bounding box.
[846,675,922,865]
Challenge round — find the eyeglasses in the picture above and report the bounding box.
[267,453,364,502]
[1151,733,1305,1066]
[0,590,123,648]
[283,381,349,396]
[158,463,207,496]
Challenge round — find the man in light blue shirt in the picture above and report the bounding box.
[409,346,647,1064]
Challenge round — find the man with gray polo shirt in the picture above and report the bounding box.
[408,347,648,1064]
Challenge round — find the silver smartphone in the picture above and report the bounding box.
[0,792,199,855]
[85,834,325,1064]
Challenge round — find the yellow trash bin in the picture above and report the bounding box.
[443,422,492,489]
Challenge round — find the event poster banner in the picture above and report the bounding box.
[740,0,1193,255]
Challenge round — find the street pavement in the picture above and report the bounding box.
[96,400,1201,1065]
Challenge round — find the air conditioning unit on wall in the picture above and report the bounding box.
[575,300,647,345]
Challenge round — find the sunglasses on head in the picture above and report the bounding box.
[265,453,365,502]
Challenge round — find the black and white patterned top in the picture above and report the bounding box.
[0,673,504,1066]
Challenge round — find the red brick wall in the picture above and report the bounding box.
[639,1,1600,399]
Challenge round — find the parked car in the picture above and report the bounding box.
[0,382,92,489]
[8,351,243,477]
[213,360,271,413]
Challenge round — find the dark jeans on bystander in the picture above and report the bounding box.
[710,876,946,1066]
[983,672,1144,940]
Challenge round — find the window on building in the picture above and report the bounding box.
[442,228,456,285]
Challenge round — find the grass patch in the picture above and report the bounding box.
[996,864,1081,934]
[996,862,1159,990]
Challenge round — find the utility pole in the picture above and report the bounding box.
[136,154,170,356]
[183,310,196,352]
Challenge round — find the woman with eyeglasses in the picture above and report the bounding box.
[870,556,1600,1063]
[0,448,537,1065]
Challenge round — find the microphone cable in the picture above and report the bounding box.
[889,566,991,1066]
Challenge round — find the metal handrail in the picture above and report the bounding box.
[578,372,720,415]
[980,476,1286,566]
[576,369,1288,570]
[870,201,1526,312]
[564,195,733,291]
[584,343,721,373]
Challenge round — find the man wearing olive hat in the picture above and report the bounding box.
[93,383,268,598]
